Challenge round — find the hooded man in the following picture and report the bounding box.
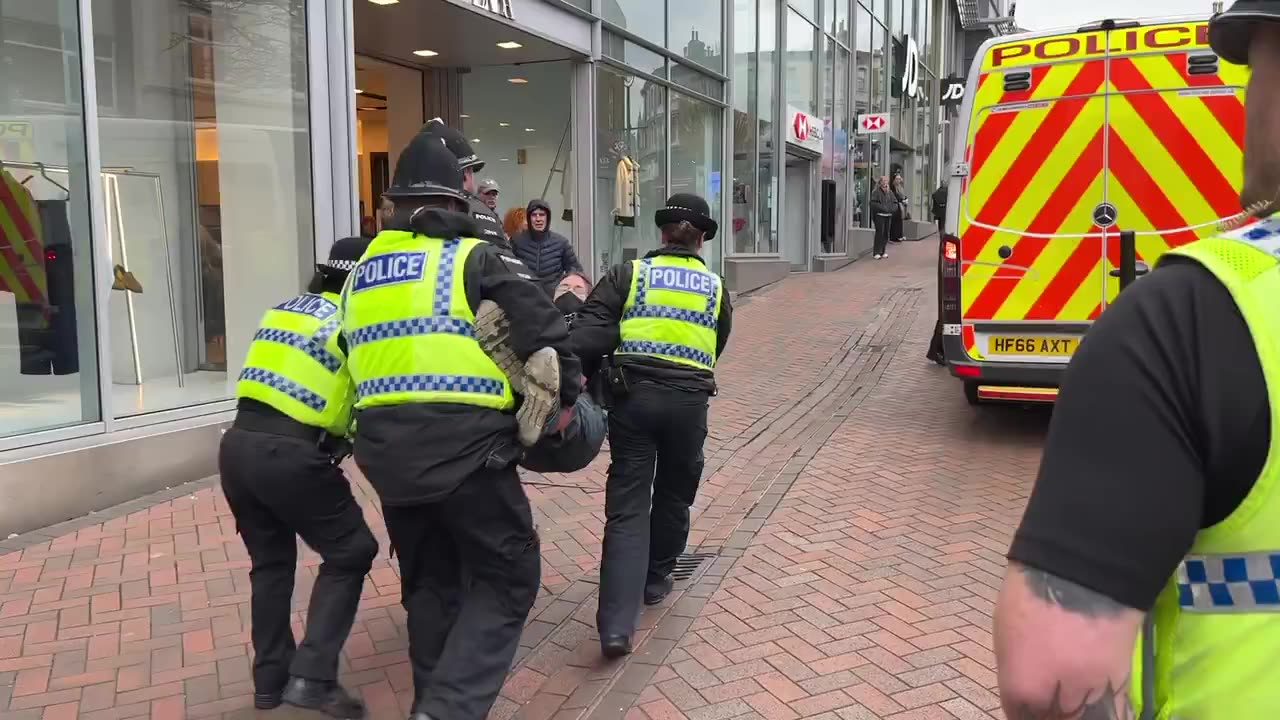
[219,236,377,718]
[511,199,584,293]
[341,129,580,720]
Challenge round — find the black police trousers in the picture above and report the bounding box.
[381,465,541,720]
[218,428,378,695]
[597,381,710,639]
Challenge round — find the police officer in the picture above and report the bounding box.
[994,6,1280,719]
[572,193,733,657]
[342,130,580,720]
[218,237,376,718]
[422,118,510,249]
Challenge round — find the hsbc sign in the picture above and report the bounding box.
[857,113,889,135]
[788,107,823,151]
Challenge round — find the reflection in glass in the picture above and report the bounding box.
[604,0,666,47]
[670,91,724,272]
[759,0,780,253]
[0,0,101,439]
[594,65,667,279]
[603,34,667,77]
[670,0,723,72]
[94,0,313,417]
[731,0,758,254]
[786,10,818,117]
[790,0,817,21]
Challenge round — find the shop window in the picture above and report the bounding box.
[594,65,667,279]
[0,0,102,441]
[603,35,667,78]
[355,56,424,234]
[92,0,313,417]
[670,91,724,272]
[604,0,666,48]
[785,9,818,117]
[731,0,759,254]
[461,62,575,254]
[670,0,723,72]
[790,0,817,21]
[834,0,851,47]
[758,0,780,254]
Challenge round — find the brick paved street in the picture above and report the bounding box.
[0,239,1050,720]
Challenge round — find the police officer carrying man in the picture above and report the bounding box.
[342,130,581,720]
[219,237,377,718]
[994,5,1280,719]
[422,118,510,249]
[572,193,733,657]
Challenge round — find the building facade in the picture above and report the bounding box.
[0,0,987,533]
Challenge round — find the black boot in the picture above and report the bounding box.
[281,677,366,718]
[601,634,632,659]
[644,575,675,606]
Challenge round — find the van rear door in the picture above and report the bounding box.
[958,31,1107,363]
[1101,21,1247,311]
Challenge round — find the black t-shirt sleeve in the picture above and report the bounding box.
[1009,259,1267,612]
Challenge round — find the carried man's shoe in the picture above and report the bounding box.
[475,300,562,447]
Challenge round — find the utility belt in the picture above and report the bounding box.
[599,358,716,407]
[232,410,351,463]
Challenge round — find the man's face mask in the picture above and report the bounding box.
[555,292,584,317]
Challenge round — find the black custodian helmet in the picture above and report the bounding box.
[383,130,469,203]
[1210,0,1280,65]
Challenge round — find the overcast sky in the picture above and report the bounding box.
[1014,0,1221,31]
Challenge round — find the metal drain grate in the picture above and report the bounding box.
[671,552,718,582]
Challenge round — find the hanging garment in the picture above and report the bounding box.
[37,199,79,375]
[614,157,638,220]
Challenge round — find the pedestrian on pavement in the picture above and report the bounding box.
[342,130,582,720]
[478,178,501,210]
[927,182,949,365]
[994,7,1280,719]
[422,118,511,250]
[218,236,377,719]
[511,199,584,294]
[870,176,897,259]
[891,172,909,243]
[572,192,733,658]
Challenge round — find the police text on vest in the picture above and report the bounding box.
[648,267,716,297]
[275,294,339,320]
[353,251,427,292]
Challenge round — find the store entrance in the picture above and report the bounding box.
[784,152,814,271]
[352,1,581,243]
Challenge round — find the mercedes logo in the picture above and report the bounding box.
[1093,202,1118,228]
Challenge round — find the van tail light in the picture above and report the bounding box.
[941,235,961,323]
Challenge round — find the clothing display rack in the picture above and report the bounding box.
[0,160,184,387]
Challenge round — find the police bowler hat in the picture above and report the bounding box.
[321,236,371,275]
[654,193,719,241]
[1210,0,1280,65]
[384,131,469,203]
[423,118,485,173]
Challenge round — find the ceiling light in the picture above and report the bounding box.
[524,128,535,132]
[497,41,523,49]
[354,88,364,94]
[368,0,399,4]
[413,49,439,57]
[472,138,481,143]
[460,114,470,118]
[499,122,510,127]
[499,158,510,162]
[508,77,528,84]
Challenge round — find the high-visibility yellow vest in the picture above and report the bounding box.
[235,291,354,437]
[341,230,514,411]
[1131,228,1280,719]
[617,255,723,372]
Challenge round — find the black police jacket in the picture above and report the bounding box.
[571,245,733,394]
[350,208,581,506]
[466,193,510,250]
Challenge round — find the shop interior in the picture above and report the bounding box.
[353,0,578,245]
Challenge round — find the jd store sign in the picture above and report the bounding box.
[940,76,965,107]
[892,35,926,103]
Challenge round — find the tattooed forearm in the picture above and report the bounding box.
[1007,679,1136,720]
[1018,566,1130,617]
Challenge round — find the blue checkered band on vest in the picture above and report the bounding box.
[1177,551,1280,611]
[239,367,327,411]
[617,340,714,368]
[356,374,506,399]
[623,304,718,329]
[347,316,475,347]
[253,322,343,373]
[434,239,461,316]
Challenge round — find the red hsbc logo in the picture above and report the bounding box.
[862,115,885,131]
[793,113,810,141]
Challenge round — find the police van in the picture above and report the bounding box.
[940,15,1249,405]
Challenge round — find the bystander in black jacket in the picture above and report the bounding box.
[512,199,583,291]
[572,245,733,394]
[351,208,582,507]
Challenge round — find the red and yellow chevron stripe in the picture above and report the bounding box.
[0,169,47,306]
[957,21,1246,325]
